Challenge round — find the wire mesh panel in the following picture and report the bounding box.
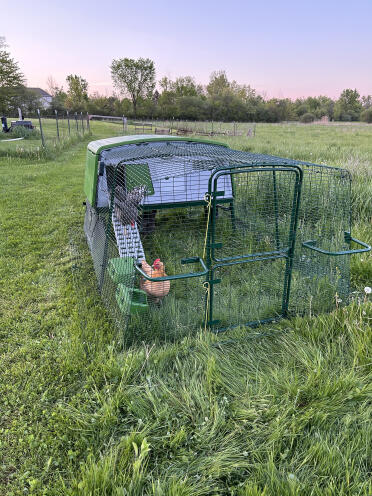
[209,167,302,261]
[206,166,302,330]
[83,136,370,338]
[210,259,287,330]
[290,165,353,315]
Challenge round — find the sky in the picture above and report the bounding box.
[2,0,372,100]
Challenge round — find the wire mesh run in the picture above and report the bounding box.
[83,136,370,340]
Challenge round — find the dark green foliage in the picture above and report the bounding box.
[0,37,25,89]
[334,89,362,122]
[10,125,41,139]
[65,75,89,112]
[300,113,316,123]
[111,58,156,117]
[0,37,26,114]
[360,108,372,123]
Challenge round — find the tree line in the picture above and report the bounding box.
[1,40,372,123]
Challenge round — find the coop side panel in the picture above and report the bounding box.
[84,200,108,285]
[289,166,352,316]
[84,149,99,206]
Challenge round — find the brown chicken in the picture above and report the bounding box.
[140,259,170,303]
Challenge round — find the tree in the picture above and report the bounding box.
[87,93,119,116]
[51,88,67,112]
[300,112,316,123]
[334,89,362,121]
[65,74,88,111]
[46,76,66,111]
[0,37,25,89]
[177,96,207,120]
[170,76,203,97]
[159,76,172,93]
[360,108,372,123]
[47,75,60,97]
[206,70,230,97]
[111,58,155,117]
[157,89,178,119]
[0,37,25,114]
[315,95,334,120]
[361,95,372,109]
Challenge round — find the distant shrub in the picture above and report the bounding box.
[360,108,372,123]
[339,112,352,122]
[300,112,316,123]
[10,126,41,139]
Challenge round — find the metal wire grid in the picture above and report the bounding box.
[85,140,359,338]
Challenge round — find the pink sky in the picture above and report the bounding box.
[2,0,371,100]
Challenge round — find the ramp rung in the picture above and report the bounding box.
[112,211,145,261]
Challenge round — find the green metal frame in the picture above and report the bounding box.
[205,164,303,332]
[207,165,303,263]
[85,136,372,335]
[302,232,371,255]
[141,198,233,211]
[135,256,208,281]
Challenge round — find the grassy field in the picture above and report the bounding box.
[0,117,90,158]
[0,121,371,495]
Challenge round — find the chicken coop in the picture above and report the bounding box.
[83,135,370,338]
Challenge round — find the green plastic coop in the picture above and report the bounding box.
[83,134,370,338]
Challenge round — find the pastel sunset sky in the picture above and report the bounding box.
[2,0,371,99]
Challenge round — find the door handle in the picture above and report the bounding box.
[302,232,371,256]
[135,256,208,281]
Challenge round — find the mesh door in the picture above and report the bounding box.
[206,166,302,330]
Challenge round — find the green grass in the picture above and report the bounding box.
[0,122,371,495]
[0,117,90,159]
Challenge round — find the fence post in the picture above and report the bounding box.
[37,109,45,147]
[81,112,84,133]
[75,112,78,132]
[66,110,71,136]
[86,112,90,132]
[55,109,60,141]
[122,115,125,133]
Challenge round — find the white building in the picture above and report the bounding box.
[28,88,53,109]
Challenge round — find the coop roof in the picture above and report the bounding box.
[85,134,348,208]
[98,137,345,174]
[87,135,228,155]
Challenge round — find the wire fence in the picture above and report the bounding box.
[0,110,91,153]
[1,113,257,158]
[35,110,91,146]
[89,116,257,138]
[144,119,257,137]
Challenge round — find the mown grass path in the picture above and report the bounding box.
[0,125,371,495]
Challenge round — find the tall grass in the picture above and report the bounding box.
[0,122,371,495]
[0,118,91,159]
